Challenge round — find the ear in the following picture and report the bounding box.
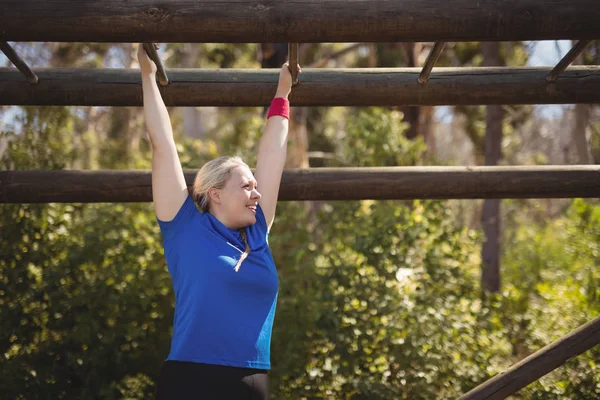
[208,187,221,204]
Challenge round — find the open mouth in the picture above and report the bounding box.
[246,204,257,213]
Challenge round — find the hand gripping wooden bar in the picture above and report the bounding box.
[142,43,169,86]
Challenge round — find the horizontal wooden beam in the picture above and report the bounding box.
[1,167,600,203]
[2,67,600,106]
[459,315,600,400]
[2,0,599,42]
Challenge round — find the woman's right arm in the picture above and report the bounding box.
[138,44,188,222]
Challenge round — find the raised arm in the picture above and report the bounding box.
[255,63,299,230]
[138,44,188,222]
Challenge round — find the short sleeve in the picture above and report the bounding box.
[156,195,198,241]
[255,203,269,237]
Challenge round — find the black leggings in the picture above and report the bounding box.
[157,360,269,400]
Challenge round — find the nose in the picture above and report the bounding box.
[252,188,261,200]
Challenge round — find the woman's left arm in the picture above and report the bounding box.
[255,62,299,231]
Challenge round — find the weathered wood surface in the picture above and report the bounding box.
[458,315,600,400]
[2,167,600,203]
[2,0,600,42]
[2,67,600,106]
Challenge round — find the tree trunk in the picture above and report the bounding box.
[400,43,422,140]
[571,40,591,164]
[393,42,436,157]
[181,44,218,139]
[481,42,504,294]
[286,107,309,168]
[572,104,591,163]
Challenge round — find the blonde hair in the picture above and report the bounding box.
[192,156,251,272]
[192,156,250,213]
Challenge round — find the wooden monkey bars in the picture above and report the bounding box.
[2,66,600,106]
[2,2,600,400]
[2,0,599,42]
[2,166,600,203]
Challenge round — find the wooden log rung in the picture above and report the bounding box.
[1,166,600,203]
[2,0,600,42]
[1,66,600,106]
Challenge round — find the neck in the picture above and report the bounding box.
[209,207,241,230]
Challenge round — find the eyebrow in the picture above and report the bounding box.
[241,179,258,186]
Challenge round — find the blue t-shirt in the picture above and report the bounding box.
[157,195,279,370]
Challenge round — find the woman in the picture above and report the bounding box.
[137,44,298,399]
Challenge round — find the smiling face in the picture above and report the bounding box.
[209,165,261,229]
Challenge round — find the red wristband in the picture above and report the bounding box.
[267,97,290,120]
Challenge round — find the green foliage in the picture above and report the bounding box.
[1,110,170,399]
[270,199,512,399]
[166,43,260,69]
[266,108,514,398]
[0,202,171,399]
[1,107,76,170]
[339,108,425,167]
[501,198,600,399]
